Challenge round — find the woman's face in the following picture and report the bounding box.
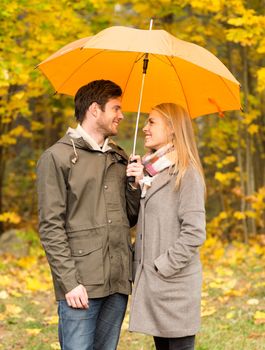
[143,110,172,151]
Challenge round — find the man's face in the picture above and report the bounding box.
[96,97,124,137]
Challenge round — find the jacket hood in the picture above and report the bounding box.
[57,134,128,161]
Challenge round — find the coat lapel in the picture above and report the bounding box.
[143,170,171,206]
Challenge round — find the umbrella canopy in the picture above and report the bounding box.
[38,26,241,118]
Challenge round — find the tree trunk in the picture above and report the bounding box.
[242,46,256,236]
[0,145,4,235]
[226,42,248,242]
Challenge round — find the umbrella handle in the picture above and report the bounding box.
[127,159,137,183]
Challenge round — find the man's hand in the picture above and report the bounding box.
[65,284,89,309]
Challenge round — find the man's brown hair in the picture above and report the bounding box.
[74,80,122,124]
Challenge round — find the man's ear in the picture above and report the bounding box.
[88,102,98,118]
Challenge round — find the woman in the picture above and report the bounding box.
[128,103,206,350]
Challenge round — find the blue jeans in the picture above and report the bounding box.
[58,293,128,350]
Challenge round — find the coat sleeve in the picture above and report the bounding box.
[125,183,141,228]
[154,167,206,277]
[37,151,79,294]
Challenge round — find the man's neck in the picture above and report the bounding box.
[80,121,105,146]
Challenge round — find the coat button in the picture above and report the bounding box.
[108,219,112,224]
[104,185,108,189]
[78,250,83,254]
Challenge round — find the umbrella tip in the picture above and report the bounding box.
[149,19,153,30]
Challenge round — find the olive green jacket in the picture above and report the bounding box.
[37,135,141,300]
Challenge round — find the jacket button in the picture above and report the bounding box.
[104,185,108,189]
[108,219,112,224]
[78,250,83,254]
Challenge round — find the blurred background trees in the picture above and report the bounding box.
[0,0,264,241]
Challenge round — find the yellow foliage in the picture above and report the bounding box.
[10,125,32,138]
[254,311,265,320]
[247,298,259,305]
[0,290,9,299]
[26,329,42,335]
[247,124,259,135]
[44,315,58,325]
[0,212,21,224]
[234,211,246,220]
[17,256,37,269]
[257,67,265,92]
[0,276,12,287]
[242,110,260,125]
[201,306,216,317]
[190,0,221,12]
[26,277,51,292]
[5,304,22,316]
[226,311,236,319]
[215,266,234,277]
[214,171,238,186]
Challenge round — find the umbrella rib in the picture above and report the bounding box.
[217,75,241,106]
[122,52,144,98]
[166,56,192,117]
[56,49,107,92]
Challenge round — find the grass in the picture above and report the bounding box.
[0,233,264,349]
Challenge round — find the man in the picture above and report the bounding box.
[37,80,142,350]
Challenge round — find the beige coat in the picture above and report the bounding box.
[129,166,206,337]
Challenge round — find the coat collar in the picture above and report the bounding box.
[143,169,172,205]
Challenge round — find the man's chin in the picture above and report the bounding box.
[110,128,118,136]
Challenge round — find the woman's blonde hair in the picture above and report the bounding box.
[152,103,205,190]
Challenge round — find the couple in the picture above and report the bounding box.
[37,80,206,350]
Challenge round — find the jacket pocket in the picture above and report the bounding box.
[70,239,104,286]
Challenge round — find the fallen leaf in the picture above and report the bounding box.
[0,290,9,299]
[247,298,259,305]
[226,311,236,319]
[44,315,58,325]
[26,328,42,335]
[5,304,22,316]
[202,306,216,317]
[254,311,265,319]
[254,311,265,324]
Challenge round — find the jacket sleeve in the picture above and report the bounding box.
[154,167,206,277]
[125,183,141,228]
[37,151,79,294]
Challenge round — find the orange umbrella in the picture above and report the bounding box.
[37,24,241,153]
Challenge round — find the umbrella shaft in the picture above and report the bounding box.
[132,73,146,156]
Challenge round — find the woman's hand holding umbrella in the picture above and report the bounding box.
[126,155,144,188]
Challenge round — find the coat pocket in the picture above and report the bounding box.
[70,239,104,286]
